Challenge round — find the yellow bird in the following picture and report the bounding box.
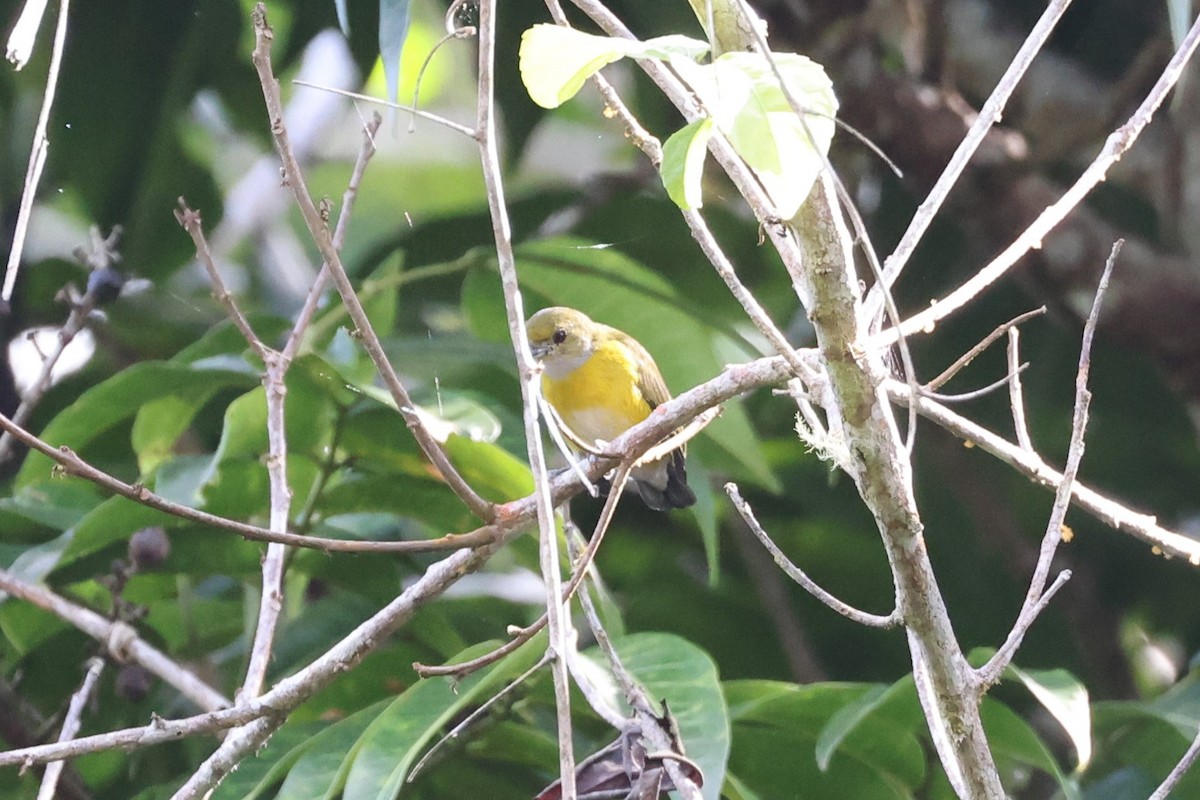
[526,306,696,511]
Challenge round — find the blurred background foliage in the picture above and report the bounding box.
[2,0,1200,798]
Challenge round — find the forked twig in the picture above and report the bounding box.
[247,6,494,525]
[407,650,553,783]
[879,12,1200,347]
[979,240,1119,685]
[416,464,634,680]
[865,0,1076,323]
[0,227,124,463]
[924,307,1046,391]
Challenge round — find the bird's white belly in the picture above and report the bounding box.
[562,405,632,448]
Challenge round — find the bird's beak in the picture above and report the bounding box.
[529,342,551,360]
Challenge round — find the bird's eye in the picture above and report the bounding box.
[552,328,567,345]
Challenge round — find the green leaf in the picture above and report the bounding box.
[683,52,838,217]
[0,480,102,533]
[317,473,474,534]
[725,679,925,794]
[132,391,219,476]
[519,24,708,109]
[341,637,543,799]
[816,683,893,771]
[208,721,327,800]
[1009,664,1092,770]
[520,24,629,109]
[379,0,412,103]
[445,434,535,503]
[274,702,391,800]
[661,117,715,210]
[720,53,837,216]
[591,633,731,800]
[15,362,256,490]
[982,697,1078,799]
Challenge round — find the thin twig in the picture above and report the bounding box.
[575,570,703,800]
[726,483,900,628]
[33,657,104,800]
[175,202,269,362]
[0,227,123,463]
[864,0,1075,324]
[1150,725,1200,799]
[924,307,1046,391]
[0,406,497,553]
[891,382,1200,563]
[978,240,1121,686]
[291,80,477,138]
[473,0,575,791]
[3,0,71,304]
[877,12,1200,347]
[176,200,292,702]
[248,4,495,524]
[241,350,290,701]
[1008,328,1034,451]
[415,465,632,680]
[920,362,1029,404]
[561,524,630,727]
[0,569,230,712]
[281,113,383,362]
[407,650,553,783]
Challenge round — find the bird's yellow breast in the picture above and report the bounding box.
[541,339,652,448]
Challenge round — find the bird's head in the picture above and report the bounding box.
[526,306,597,377]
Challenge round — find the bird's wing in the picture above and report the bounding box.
[616,331,671,408]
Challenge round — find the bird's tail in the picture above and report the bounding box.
[635,449,696,510]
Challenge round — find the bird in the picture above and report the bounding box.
[525,306,696,511]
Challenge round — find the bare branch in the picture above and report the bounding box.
[924,307,1046,391]
[3,0,72,304]
[864,0,1075,323]
[175,201,269,361]
[978,240,1121,686]
[726,483,900,628]
[1150,725,1200,800]
[0,569,230,712]
[473,0,575,790]
[0,227,124,463]
[892,382,1200,562]
[1008,328,1034,451]
[170,541,491,798]
[878,12,1200,347]
[247,3,495,524]
[34,657,104,800]
[0,406,497,553]
[793,169,1003,795]
[282,112,384,362]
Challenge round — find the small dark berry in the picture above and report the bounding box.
[115,664,153,703]
[128,527,170,571]
[86,266,126,305]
